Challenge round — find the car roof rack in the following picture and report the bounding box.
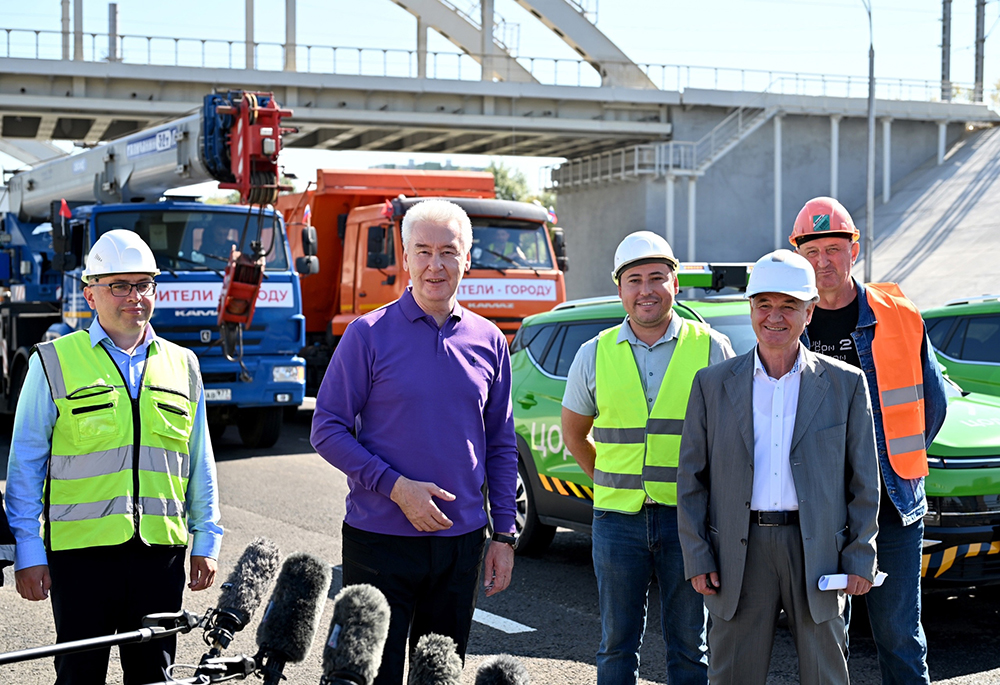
[943,294,1000,307]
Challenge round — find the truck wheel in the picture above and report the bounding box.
[209,421,227,444]
[237,407,282,449]
[514,458,556,557]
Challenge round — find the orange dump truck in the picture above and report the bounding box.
[276,169,567,393]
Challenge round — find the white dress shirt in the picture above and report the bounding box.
[750,346,804,512]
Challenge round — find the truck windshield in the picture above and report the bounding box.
[470,220,554,270]
[95,209,289,271]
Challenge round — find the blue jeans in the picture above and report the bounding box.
[848,506,930,685]
[592,505,709,685]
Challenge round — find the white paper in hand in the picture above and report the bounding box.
[818,571,888,591]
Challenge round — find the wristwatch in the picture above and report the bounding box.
[491,532,518,550]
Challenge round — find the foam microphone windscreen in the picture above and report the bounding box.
[407,634,462,685]
[208,537,281,649]
[256,552,332,663]
[474,654,530,685]
[320,584,391,685]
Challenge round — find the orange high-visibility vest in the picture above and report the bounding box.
[867,283,929,479]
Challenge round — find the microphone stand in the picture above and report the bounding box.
[0,611,203,666]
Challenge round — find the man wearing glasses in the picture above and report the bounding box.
[5,229,223,685]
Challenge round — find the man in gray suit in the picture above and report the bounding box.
[677,249,881,685]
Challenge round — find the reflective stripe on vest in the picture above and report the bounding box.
[593,320,711,512]
[35,330,198,552]
[867,283,929,479]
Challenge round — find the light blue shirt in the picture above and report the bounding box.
[6,320,223,570]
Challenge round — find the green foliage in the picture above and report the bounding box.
[486,159,557,218]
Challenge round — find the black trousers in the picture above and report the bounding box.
[47,538,186,685]
[341,523,487,685]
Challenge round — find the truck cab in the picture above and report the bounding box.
[2,200,306,448]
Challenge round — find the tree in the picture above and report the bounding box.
[487,159,557,218]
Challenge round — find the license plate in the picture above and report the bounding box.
[204,388,232,402]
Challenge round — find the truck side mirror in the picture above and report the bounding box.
[296,255,319,276]
[366,224,391,269]
[49,211,82,272]
[301,225,318,257]
[550,226,568,273]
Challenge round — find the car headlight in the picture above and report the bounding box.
[272,365,305,384]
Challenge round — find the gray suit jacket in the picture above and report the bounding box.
[677,345,880,624]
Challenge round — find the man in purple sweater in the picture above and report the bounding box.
[311,199,519,685]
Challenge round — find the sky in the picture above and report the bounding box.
[1,0,998,194]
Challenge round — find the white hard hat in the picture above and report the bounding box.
[81,229,160,281]
[746,249,817,301]
[612,231,679,284]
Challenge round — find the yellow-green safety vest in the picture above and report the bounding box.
[35,329,200,552]
[593,320,711,512]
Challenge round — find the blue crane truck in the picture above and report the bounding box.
[0,92,314,448]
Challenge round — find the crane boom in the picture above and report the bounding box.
[6,92,292,220]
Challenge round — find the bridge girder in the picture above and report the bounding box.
[513,0,656,89]
[392,0,536,83]
[0,58,673,158]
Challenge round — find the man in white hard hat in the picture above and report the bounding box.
[791,197,946,685]
[677,249,880,685]
[562,231,734,685]
[5,229,223,685]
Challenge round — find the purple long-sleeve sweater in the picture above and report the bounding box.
[311,288,518,537]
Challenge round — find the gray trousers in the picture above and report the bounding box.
[707,522,849,685]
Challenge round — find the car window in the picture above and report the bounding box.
[532,320,619,378]
[943,318,969,359]
[700,313,756,355]
[539,326,568,375]
[961,316,1000,363]
[525,324,556,361]
[925,316,956,351]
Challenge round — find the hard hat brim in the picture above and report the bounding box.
[791,231,859,247]
[612,256,680,284]
[746,287,818,301]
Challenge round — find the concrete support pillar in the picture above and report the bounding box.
[284,0,296,72]
[73,0,84,61]
[937,121,948,165]
[882,118,892,204]
[245,0,255,70]
[774,114,783,250]
[108,4,118,62]
[61,0,70,60]
[942,0,952,101]
[417,16,427,78]
[975,0,985,102]
[830,115,841,199]
[687,177,697,262]
[481,0,494,81]
[665,174,675,247]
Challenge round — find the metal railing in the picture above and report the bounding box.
[1,26,985,104]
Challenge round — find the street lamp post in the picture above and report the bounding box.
[863,0,875,283]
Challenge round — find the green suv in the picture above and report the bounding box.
[922,295,1000,397]
[509,288,1000,588]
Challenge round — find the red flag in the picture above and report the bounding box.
[59,199,72,219]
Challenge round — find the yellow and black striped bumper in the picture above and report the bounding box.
[922,540,1000,579]
[538,474,594,501]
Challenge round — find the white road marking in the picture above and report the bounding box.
[332,566,536,634]
[473,608,536,634]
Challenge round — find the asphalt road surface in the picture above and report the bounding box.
[2,407,999,684]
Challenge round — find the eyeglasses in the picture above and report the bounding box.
[88,281,157,297]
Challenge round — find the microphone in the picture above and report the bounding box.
[474,655,530,685]
[205,537,282,652]
[407,634,462,685]
[319,583,391,685]
[255,552,332,685]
